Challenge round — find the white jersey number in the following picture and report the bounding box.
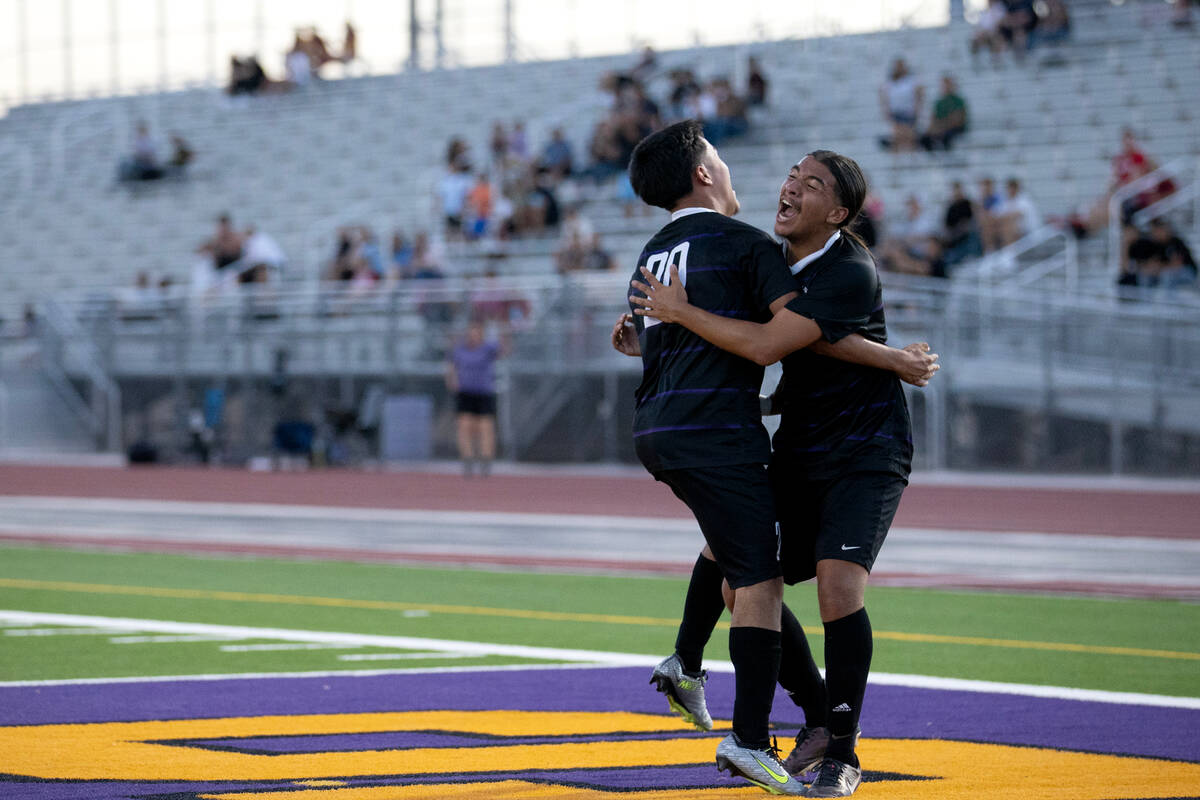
[641,241,689,330]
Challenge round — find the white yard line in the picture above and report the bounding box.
[0,610,1197,710]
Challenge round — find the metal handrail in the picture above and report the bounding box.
[956,224,1078,293]
[1108,158,1192,278]
[40,299,122,451]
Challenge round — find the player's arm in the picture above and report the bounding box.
[811,338,939,386]
[631,265,820,366]
[632,264,938,383]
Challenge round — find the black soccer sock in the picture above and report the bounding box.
[778,602,828,728]
[823,607,873,764]
[729,625,781,749]
[673,554,726,675]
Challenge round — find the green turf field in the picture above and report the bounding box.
[0,544,1197,697]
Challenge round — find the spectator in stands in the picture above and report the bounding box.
[1120,219,1197,289]
[879,58,923,152]
[167,133,194,177]
[465,173,495,240]
[582,119,625,183]
[228,55,269,95]
[667,69,701,121]
[920,76,968,152]
[976,176,1006,252]
[241,226,287,284]
[1067,128,1173,238]
[631,45,658,82]
[701,78,749,145]
[1028,0,1071,49]
[580,233,617,271]
[446,320,507,478]
[437,158,474,239]
[747,56,768,106]
[970,0,1009,63]
[513,168,561,234]
[941,181,983,267]
[999,0,1038,59]
[1173,0,1194,27]
[118,272,161,319]
[489,122,508,168]
[300,26,336,75]
[995,177,1041,247]
[410,232,445,279]
[554,229,587,274]
[508,121,530,163]
[446,137,469,169]
[879,194,947,277]
[198,214,245,273]
[537,127,574,181]
[391,232,415,278]
[285,34,313,88]
[119,122,163,181]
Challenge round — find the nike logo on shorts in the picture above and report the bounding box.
[840,544,861,551]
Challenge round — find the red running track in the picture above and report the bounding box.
[0,464,1196,539]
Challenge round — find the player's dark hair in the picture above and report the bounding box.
[808,149,869,248]
[629,120,707,211]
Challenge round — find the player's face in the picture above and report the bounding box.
[701,141,739,216]
[774,156,844,241]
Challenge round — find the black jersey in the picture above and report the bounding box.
[629,210,795,473]
[774,234,913,479]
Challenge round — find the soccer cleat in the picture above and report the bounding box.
[802,757,862,797]
[715,734,807,796]
[649,654,712,731]
[783,725,830,778]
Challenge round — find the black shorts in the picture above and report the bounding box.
[656,463,780,590]
[456,391,496,415]
[769,456,907,584]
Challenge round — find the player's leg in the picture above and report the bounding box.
[805,471,906,798]
[455,409,476,476]
[650,545,724,731]
[657,465,804,795]
[477,402,497,476]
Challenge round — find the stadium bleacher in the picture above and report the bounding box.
[0,1,1195,311]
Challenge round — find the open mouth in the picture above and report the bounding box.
[776,197,798,224]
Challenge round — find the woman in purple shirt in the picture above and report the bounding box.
[446,321,505,477]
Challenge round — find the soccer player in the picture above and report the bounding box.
[630,150,923,798]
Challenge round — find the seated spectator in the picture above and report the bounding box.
[1067,129,1174,238]
[1120,219,1197,289]
[879,195,946,277]
[514,168,561,234]
[301,26,336,75]
[667,69,701,121]
[436,158,474,239]
[1173,0,1193,28]
[879,58,923,152]
[970,0,1009,63]
[702,78,749,145]
[119,122,164,181]
[198,214,245,272]
[921,76,968,152]
[554,231,587,274]
[508,121,530,164]
[995,177,1041,247]
[465,173,495,240]
[999,0,1038,59]
[240,226,287,284]
[409,232,445,280]
[747,56,768,106]
[167,133,194,176]
[976,176,1006,252]
[285,34,313,88]
[1029,0,1071,49]
[391,232,415,278]
[228,55,269,95]
[941,181,983,266]
[117,272,161,319]
[580,233,616,271]
[538,128,574,180]
[631,45,658,82]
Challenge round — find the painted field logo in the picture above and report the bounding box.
[2,709,1199,799]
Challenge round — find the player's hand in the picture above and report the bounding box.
[896,342,939,387]
[611,312,641,357]
[629,264,689,324]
